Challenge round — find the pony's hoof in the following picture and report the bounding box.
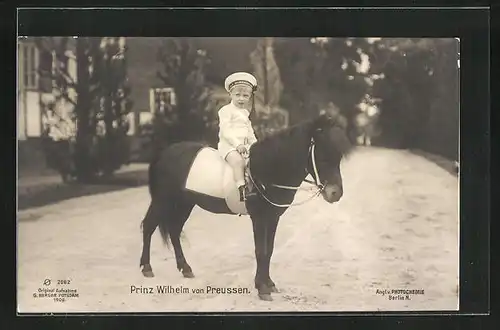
[182,271,195,278]
[258,293,273,301]
[141,265,154,277]
[142,270,155,278]
[270,286,280,293]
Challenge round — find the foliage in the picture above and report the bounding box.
[35,37,134,181]
[367,38,459,159]
[96,37,134,175]
[273,37,459,160]
[273,38,373,136]
[248,38,288,138]
[251,107,290,139]
[155,38,215,147]
[249,37,284,109]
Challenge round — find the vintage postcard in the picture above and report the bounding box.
[17,12,463,313]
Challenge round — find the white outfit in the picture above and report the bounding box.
[217,101,258,160]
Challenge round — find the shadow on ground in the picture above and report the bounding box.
[410,149,459,177]
[18,170,149,211]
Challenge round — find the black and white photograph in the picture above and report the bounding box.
[17,35,460,313]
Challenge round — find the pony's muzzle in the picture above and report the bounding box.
[321,183,342,203]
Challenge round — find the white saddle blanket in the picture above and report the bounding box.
[184,147,248,215]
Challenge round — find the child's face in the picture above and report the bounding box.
[229,86,252,109]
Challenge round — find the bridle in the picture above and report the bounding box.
[248,137,326,208]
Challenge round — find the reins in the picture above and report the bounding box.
[248,138,325,208]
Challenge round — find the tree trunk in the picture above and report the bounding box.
[263,38,268,106]
[74,38,94,182]
[103,57,115,176]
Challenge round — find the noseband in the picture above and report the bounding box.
[304,138,324,189]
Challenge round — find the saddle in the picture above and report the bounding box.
[184,147,255,215]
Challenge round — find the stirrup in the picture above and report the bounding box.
[239,185,247,202]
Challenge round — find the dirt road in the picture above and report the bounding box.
[17,147,459,313]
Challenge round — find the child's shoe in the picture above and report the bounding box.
[238,185,246,202]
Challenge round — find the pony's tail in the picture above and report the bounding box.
[139,204,151,233]
[139,202,172,250]
[148,161,155,198]
[158,215,172,250]
[148,146,162,198]
[143,148,172,249]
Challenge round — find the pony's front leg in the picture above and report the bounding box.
[251,214,280,301]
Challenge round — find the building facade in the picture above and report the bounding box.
[18,37,289,168]
[17,37,159,142]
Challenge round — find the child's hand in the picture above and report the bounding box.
[236,145,247,155]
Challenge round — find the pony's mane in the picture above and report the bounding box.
[248,114,354,184]
[252,119,315,150]
[248,119,315,182]
[252,114,354,158]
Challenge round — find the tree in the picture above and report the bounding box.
[198,37,256,85]
[273,38,319,123]
[156,38,214,146]
[367,38,459,159]
[36,37,102,182]
[250,37,284,111]
[315,38,379,141]
[273,37,374,139]
[36,37,133,182]
[95,37,134,175]
[276,38,368,115]
[249,37,287,138]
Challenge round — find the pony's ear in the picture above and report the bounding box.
[314,113,336,131]
[315,112,348,131]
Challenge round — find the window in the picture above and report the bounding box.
[21,43,38,90]
[38,49,54,93]
[149,87,176,114]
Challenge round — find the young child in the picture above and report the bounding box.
[217,72,258,202]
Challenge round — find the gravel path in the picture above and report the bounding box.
[17,147,459,313]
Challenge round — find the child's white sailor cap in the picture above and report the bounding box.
[224,72,257,92]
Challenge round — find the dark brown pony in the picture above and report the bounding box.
[139,113,354,301]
